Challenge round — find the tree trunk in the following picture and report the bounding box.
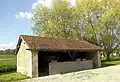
[106,54,110,61]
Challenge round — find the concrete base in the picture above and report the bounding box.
[49,60,93,75]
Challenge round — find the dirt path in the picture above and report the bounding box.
[18,65,120,82]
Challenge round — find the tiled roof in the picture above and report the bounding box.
[17,35,103,51]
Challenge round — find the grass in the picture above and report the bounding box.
[0,54,29,82]
[102,60,120,67]
[0,72,29,82]
[0,54,16,59]
[0,54,16,73]
[101,56,120,62]
[101,56,120,67]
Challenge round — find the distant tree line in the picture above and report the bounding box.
[0,49,15,55]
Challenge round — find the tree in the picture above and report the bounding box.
[32,0,120,61]
[4,49,15,54]
[0,50,5,54]
[32,0,81,39]
[77,0,120,61]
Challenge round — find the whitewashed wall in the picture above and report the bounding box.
[17,40,32,77]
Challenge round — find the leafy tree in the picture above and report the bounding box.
[77,0,120,61]
[32,0,81,39]
[32,0,120,61]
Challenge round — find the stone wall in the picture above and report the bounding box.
[49,60,93,75]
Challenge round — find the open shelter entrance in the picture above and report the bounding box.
[38,50,96,77]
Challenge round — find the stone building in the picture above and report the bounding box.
[16,35,102,78]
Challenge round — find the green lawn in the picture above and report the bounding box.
[0,54,29,82]
[0,54,16,73]
[101,56,120,67]
[102,60,120,67]
[0,72,29,82]
[0,54,16,59]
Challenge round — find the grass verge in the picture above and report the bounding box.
[102,60,120,67]
[0,72,29,82]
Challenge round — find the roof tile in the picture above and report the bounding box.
[19,35,103,51]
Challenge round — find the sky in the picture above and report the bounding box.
[0,0,75,50]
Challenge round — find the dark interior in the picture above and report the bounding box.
[38,51,88,77]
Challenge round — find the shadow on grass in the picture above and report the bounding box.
[101,60,120,68]
[0,65,16,73]
[101,63,115,67]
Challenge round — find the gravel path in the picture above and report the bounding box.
[18,65,120,82]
